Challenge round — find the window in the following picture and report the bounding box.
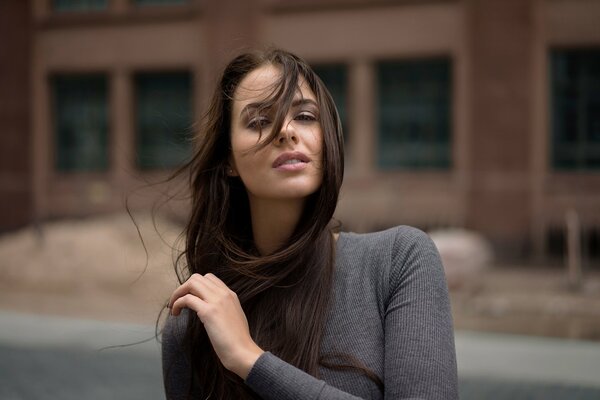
[52,0,107,12]
[52,75,109,172]
[133,0,187,5]
[312,64,348,142]
[377,58,452,169]
[135,72,193,169]
[551,49,600,170]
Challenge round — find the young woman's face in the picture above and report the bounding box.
[229,64,323,202]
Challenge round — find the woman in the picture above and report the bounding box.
[162,48,458,399]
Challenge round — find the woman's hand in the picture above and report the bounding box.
[168,273,264,379]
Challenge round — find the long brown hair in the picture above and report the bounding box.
[167,48,349,399]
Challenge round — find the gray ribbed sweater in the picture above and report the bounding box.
[162,226,458,399]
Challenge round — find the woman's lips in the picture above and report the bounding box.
[275,161,308,171]
[272,151,310,171]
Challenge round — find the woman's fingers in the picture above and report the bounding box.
[204,273,230,290]
[204,273,239,300]
[171,293,206,317]
[168,273,220,310]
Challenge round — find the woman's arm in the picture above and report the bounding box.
[166,273,366,399]
[382,227,459,399]
[164,228,458,399]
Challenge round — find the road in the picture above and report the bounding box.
[0,312,162,400]
[1,311,599,399]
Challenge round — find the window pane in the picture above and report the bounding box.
[53,0,107,12]
[551,49,600,170]
[53,75,109,172]
[134,0,187,5]
[312,64,348,143]
[377,58,452,169]
[135,72,193,169]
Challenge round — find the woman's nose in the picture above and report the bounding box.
[276,121,299,145]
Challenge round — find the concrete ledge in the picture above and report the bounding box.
[456,329,600,388]
[0,310,160,355]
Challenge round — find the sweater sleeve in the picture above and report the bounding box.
[245,352,364,399]
[383,227,459,399]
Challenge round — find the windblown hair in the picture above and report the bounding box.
[164,48,375,399]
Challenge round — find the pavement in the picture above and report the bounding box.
[1,311,600,399]
[0,312,163,400]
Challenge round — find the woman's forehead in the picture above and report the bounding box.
[232,64,316,110]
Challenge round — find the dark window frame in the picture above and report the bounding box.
[311,63,349,144]
[133,70,194,170]
[132,0,188,6]
[51,73,110,173]
[550,47,600,171]
[52,0,108,12]
[376,56,453,170]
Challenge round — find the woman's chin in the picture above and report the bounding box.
[245,177,322,201]
[247,186,320,202]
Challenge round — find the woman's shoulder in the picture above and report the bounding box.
[162,308,191,346]
[336,225,444,300]
[338,225,434,259]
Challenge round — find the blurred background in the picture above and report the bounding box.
[1,0,599,399]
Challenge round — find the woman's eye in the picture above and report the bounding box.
[295,112,317,122]
[247,117,270,130]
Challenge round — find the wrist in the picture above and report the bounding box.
[229,343,264,380]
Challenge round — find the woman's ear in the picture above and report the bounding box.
[226,161,239,177]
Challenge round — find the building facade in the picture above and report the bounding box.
[1,0,599,263]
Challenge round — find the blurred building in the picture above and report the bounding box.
[1,0,599,263]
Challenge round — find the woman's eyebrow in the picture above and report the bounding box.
[240,103,263,119]
[291,98,318,108]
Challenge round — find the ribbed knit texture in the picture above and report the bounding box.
[162,226,459,399]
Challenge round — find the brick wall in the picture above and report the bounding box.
[0,0,32,232]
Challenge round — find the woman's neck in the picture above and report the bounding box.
[247,196,305,256]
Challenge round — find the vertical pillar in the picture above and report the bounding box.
[0,0,32,231]
[113,0,129,15]
[111,68,134,192]
[530,0,547,263]
[465,0,535,260]
[203,0,260,85]
[348,59,375,176]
